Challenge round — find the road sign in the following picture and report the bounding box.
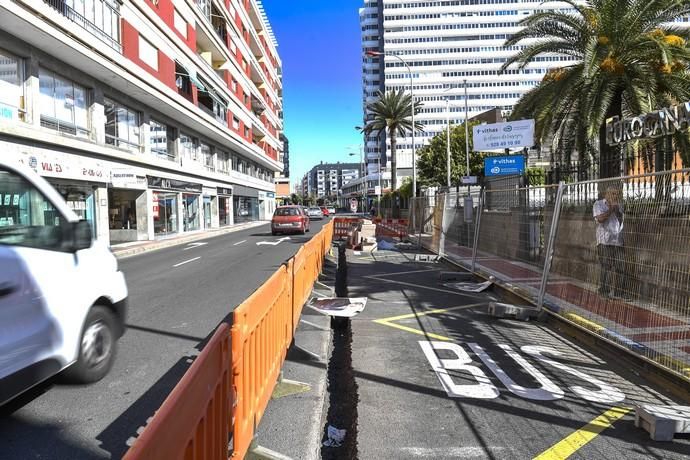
[350,198,358,213]
[472,119,534,151]
[374,185,381,196]
[484,155,525,177]
[461,176,478,185]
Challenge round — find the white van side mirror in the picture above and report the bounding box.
[69,220,93,252]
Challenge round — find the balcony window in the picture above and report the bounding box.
[174,9,187,38]
[175,62,192,98]
[201,142,214,171]
[179,132,198,162]
[104,99,140,152]
[138,36,158,70]
[149,119,175,161]
[0,50,25,121]
[45,0,121,51]
[217,150,229,174]
[39,68,89,138]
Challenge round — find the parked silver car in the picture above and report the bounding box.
[306,207,324,220]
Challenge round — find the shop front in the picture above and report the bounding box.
[233,185,259,223]
[217,186,233,227]
[108,168,148,244]
[8,149,110,242]
[148,176,202,238]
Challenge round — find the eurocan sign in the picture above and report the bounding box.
[484,155,525,177]
[472,119,535,151]
[606,101,690,145]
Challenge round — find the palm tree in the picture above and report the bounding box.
[359,89,423,192]
[501,0,690,177]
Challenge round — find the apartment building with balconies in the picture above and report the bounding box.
[359,0,580,188]
[0,0,283,244]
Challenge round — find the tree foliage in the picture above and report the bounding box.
[502,0,690,169]
[359,89,424,192]
[417,122,484,187]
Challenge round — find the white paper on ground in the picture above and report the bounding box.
[444,281,493,292]
[323,425,346,447]
[309,297,368,317]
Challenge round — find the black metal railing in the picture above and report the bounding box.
[43,0,121,52]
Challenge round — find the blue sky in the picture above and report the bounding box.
[261,1,364,189]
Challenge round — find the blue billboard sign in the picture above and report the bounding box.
[484,155,525,177]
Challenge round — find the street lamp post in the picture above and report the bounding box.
[349,148,365,211]
[365,50,415,199]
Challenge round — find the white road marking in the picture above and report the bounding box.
[256,236,291,246]
[172,257,201,268]
[233,240,247,246]
[183,242,208,250]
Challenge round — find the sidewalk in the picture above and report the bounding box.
[414,232,690,380]
[110,220,269,259]
[344,248,689,459]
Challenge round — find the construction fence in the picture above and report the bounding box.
[123,221,335,460]
[410,169,690,381]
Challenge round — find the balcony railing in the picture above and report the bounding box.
[43,0,122,52]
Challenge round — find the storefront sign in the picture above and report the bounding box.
[12,151,109,182]
[147,176,202,193]
[606,101,690,145]
[152,195,159,219]
[266,192,275,198]
[473,120,535,151]
[111,168,145,189]
[484,155,525,177]
[217,187,233,196]
[0,104,16,120]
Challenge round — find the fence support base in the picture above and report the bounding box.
[246,440,294,460]
[272,371,311,399]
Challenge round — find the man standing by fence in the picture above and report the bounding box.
[593,186,625,298]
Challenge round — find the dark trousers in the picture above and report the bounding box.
[597,244,624,296]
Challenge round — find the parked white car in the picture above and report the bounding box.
[0,159,128,405]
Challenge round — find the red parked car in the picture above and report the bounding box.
[271,205,310,235]
[320,206,330,217]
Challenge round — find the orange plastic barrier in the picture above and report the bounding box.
[124,221,334,460]
[375,218,408,239]
[122,323,232,460]
[231,262,293,458]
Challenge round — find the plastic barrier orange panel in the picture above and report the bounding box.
[231,263,293,459]
[123,323,232,460]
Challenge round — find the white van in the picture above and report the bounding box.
[0,159,128,405]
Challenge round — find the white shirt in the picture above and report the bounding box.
[593,199,623,246]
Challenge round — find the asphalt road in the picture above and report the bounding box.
[0,218,328,459]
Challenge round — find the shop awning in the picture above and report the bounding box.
[176,61,206,92]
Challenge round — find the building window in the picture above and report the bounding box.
[174,9,187,38]
[39,68,89,137]
[53,0,121,51]
[243,125,250,138]
[139,36,158,70]
[232,116,240,130]
[175,62,192,97]
[201,142,214,171]
[179,132,198,162]
[149,119,175,160]
[197,82,228,124]
[231,77,237,92]
[0,50,24,121]
[104,98,140,152]
[217,150,229,173]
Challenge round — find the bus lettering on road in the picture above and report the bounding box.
[420,341,625,404]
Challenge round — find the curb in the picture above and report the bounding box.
[112,221,269,259]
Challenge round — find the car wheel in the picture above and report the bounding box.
[64,306,117,383]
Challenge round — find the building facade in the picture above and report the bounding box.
[359,0,578,187]
[0,0,283,245]
[301,162,360,203]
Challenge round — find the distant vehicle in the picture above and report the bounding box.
[0,159,128,406]
[306,207,324,220]
[271,205,309,235]
[327,206,336,215]
[320,206,329,217]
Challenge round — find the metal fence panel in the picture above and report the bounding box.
[543,170,690,379]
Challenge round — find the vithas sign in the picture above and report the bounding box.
[472,119,534,151]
